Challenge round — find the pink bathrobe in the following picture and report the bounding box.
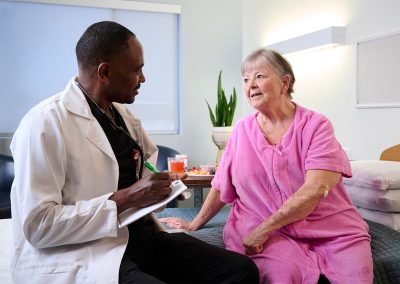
[212,104,373,284]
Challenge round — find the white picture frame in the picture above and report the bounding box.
[356,31,400,108]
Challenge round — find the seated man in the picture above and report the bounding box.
[10,21,259,284]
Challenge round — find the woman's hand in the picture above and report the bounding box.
[159,217,192,231]
[242,225,269,255]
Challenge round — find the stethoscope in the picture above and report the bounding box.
[75,79,192,201]
[75,79,145,179]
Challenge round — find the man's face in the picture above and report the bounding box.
[105,37,145,104]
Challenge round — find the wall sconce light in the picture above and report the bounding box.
[267,26,347,55]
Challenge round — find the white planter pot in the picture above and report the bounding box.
[211,126,233,164]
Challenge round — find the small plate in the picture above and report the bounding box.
[186,173,215,179]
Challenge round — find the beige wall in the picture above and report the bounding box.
[1,0,243,166]
[5,0,399,163]
[150,0,400,163]
[242,0,400,160]
[140,0,243,167]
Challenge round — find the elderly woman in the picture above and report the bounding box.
[160,49,373,283]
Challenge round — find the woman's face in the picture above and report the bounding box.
[242,64,288,111]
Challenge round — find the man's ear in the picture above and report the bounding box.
[97,62,110,84]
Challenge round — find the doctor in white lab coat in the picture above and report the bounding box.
[10,76,162,283]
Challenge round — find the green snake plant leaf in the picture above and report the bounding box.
[206,100,217,127]
[206,70,237,127]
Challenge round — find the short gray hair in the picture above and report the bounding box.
[241,48,295,99]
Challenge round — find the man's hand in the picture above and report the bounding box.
[110,173,172,213]
[168,172,188,181]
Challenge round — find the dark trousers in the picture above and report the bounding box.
[119,217,259,283]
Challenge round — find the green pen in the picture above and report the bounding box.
[144,161,191,200]
[144,161,159,173]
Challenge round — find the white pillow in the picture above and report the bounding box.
[343,160,400,190]
[356,207,400,232]
[346,185,400,212]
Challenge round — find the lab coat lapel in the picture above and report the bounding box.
[86,119,116,160]
[62,77,116,161]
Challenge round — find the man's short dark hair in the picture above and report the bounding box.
[76,21,136,70]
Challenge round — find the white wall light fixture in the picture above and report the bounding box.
[267,26,346,55]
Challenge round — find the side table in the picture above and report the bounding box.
[181,176,213,207]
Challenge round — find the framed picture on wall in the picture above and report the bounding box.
[356,31,400,108]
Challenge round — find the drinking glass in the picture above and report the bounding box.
[167,157,185,173]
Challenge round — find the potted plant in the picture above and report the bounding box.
[206,71,237,163]
[206,71,237,127]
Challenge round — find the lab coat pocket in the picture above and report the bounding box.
[18,260,78,273]
[13,261,88,283]
[13,245,92,284]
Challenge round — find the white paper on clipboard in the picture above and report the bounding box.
[118,180,188,228]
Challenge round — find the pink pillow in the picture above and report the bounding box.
[343,160,400,190]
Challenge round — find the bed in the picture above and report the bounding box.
[1,145,400,284]
[0,218,12,283]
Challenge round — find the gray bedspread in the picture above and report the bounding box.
[157,207,400,284]
[366,219,400,284]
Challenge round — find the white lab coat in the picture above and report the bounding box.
[10,78,158,283]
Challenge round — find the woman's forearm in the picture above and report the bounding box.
[257,170,340,236]
[242,183,328,255]
[189,188,225,230]
[259,183,328,234]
